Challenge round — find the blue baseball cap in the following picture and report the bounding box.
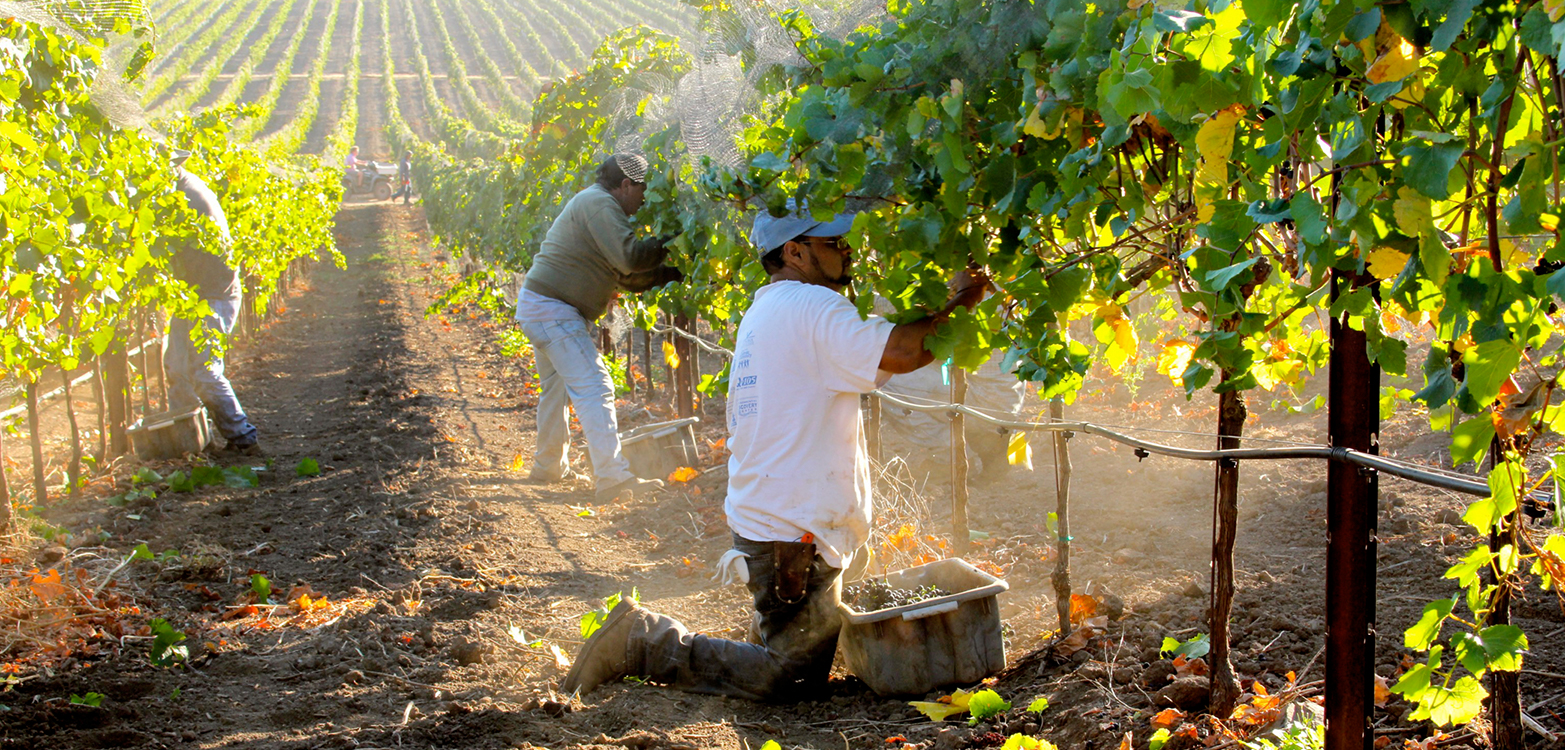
[750,200,857,254]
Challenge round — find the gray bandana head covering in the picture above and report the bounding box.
[614,153,649,184]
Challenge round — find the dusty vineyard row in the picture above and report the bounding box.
[0,0,692,512]
[140,0,692,159]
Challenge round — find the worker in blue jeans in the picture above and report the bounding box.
[166,166,260,455]
[515,153,681,500]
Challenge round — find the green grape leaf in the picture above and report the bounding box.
[1405,597,1455,651]
[1401,142,1466,200]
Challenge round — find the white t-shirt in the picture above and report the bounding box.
[725,280,896,569]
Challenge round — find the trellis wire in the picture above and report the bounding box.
[653,321,1511,500]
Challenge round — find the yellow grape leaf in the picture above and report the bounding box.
[910,689,975,722]
[1195,107,1243,161]
[1501,239,1530,267]
[1392,187,1433,238]
[1022,105,1050,138]
[1546,0,1563,22]
[1193,107,1243,222]
[1006,431,1033,469]
[668,466,700,483]
[509,453,527,473]
[1541,213,1559,232]
[1111,317,1138,362]
[1253,361,1281,391]
[1366,246,1411,280]
[909,701,967,721]
[663,340,681,370]
[1157,339,1196,385]
[1367,36,1419,83]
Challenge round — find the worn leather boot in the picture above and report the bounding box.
[561,599,640,695]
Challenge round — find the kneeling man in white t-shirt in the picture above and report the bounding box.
[562,205,988,701]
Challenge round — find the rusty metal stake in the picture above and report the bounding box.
[1325,270,1379,750]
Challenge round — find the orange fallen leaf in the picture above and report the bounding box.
[1374,675,1392,707]
[1151,707,1186,729]
[29,569,68,602]
[1069,593,1100,624]
[1173,655,1209,677]
[221,605,259,621]
[668,466,700,483]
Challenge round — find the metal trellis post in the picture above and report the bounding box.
[1325,270,1379,750]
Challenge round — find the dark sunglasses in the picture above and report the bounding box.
[801,236,851,252]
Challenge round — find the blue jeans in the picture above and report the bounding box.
[627,536,844,702]
[516,316,634,487]
[165,296,258,446]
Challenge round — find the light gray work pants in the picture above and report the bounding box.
[515,316,635,487]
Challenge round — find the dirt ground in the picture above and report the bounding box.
[2,200,1563,750]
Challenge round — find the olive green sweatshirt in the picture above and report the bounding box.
[522,184,669,322]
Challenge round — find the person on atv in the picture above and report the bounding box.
[514,153,682,502]
[345,145,364,189]
[560,204,989,701]
[389,150,413,205]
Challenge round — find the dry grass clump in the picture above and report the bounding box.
[0,525,157,671]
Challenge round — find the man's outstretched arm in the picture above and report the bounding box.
[878,269,990,375]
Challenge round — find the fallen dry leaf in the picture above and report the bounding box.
[550,643,571,670]
[668,466,700,483]
[1151,707,1185,729]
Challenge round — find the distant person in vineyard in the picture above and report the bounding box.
[562,205,989,700]
[515,153,682,501]
[389,150,413,205]
[165,160,261,457]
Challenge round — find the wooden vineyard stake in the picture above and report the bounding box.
[154,309,169,411]
[867,393,882,465]
[640,326,653,404]
[0,424,10,533]
[137,309,152,417]
[1209,388,1247,715]
[25,380,46,506]
[62,369,81,501]
[662,315,674,404]
[673,314,695,418]
[1486,437,1522,749]
[1050,396,1073,635]
[92,356,108,463]
[1325,268,1379,750]
[689,327,702,414]
[104,336,131,457]
[951,365,969,554]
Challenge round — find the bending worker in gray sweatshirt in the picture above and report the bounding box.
[515,154,682,501]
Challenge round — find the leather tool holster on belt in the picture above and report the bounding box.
[772,541,816,604]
